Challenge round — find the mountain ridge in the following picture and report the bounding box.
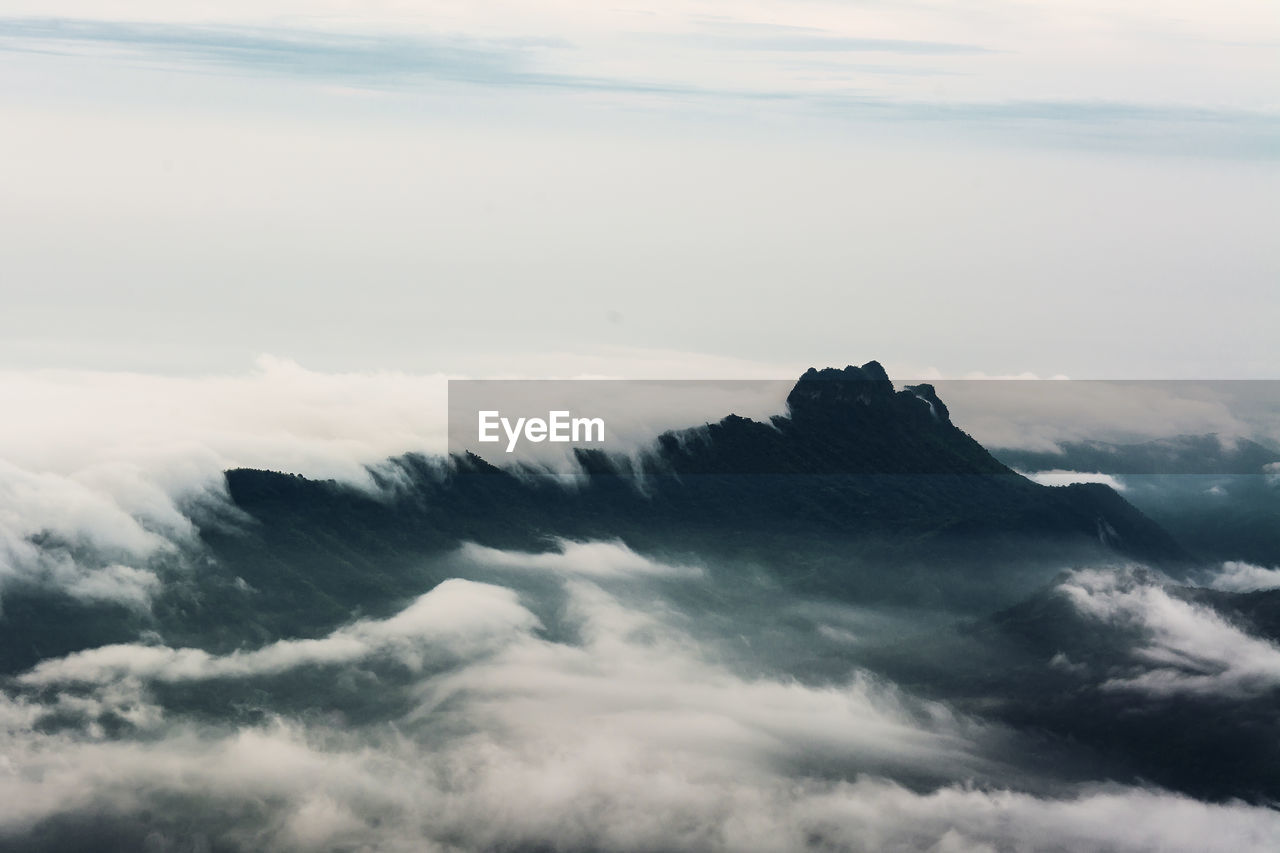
[214,361,1189,594]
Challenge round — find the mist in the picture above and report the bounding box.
[6,541,1280,852]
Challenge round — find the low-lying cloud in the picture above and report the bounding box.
[1208,561,1280,593]
[19,579,535,688]
[458,539,701,578]
[0,357,456,603]
[6,548,1280,851]
[1059,567,1280,698]
[1020,469,1127,490]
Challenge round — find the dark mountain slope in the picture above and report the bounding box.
[217,362,1184,561]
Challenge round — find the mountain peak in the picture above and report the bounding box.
[787,361,896,414]
[785,361,953,425]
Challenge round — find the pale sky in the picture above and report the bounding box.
[1,1,1277,378]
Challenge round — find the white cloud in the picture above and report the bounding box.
[0,357,459,602]
[1059,566,1280,697]
[0,682,1278,852]
[1020,469,1127,490]
[413,578,991,784]
[1209,561,1280,593]
[63,564,161,610]
[19,578,537,687]
[0,356,452,484]
[458,539,701,578]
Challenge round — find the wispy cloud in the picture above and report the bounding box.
[2,15,1276,150]
[0,17,579,87]
[697,33,993,56]
[458,539,703,578]
[17,578,537,687]
[1060,567,1280,698]
[672,16,994,55]
[0,17,748,99]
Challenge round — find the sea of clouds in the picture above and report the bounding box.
[3,361,1280,850]
[3,542,1280,852]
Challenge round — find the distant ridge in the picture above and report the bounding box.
[211,362,1187,609]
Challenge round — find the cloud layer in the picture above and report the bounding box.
[6,548,1280,851]
[1060,566,1280,697]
